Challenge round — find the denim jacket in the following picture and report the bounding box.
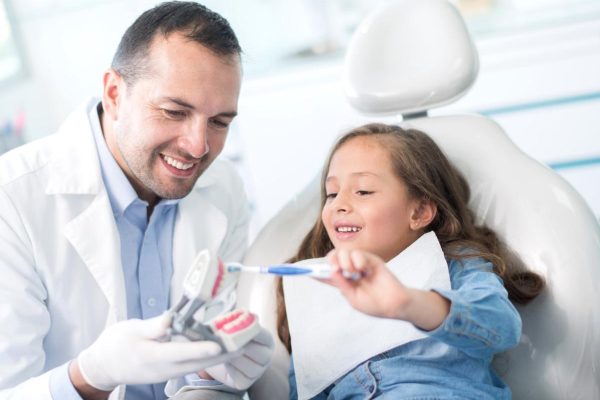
[289,256,522,400]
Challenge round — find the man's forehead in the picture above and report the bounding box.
[148,31,240,65]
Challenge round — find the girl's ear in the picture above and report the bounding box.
[410,197,437,231]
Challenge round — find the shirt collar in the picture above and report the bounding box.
[89,102,179,218]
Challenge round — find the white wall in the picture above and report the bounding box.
[0,1,159,143]
[0,1,598,240]
[236,17,600,237]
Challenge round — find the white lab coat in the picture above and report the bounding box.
[0,99,250,399]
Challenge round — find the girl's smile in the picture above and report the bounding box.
[322,136,422,261]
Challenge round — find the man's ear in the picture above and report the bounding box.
[409,197,437,231]
[102,68,123,121]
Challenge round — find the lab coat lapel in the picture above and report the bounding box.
[63,193,125,324]
[171,186,227,305]
[50,99,127,324]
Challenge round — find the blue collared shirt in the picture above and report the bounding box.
[50,103,178,400]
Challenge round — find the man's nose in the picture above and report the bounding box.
[178,120,209,159]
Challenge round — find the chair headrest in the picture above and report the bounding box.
[343,0,479,116]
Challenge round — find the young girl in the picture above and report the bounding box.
[276,123,544,399]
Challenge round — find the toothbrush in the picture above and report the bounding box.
[227,262,362,280]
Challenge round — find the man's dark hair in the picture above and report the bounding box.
[112,1,241,83]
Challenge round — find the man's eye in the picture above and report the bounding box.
[162,109,186,119]
[209,118,230,129]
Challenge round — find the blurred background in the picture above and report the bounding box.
[1,0,599,238]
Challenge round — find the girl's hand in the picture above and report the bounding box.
[325,248,413,320]
[325,249,450,330]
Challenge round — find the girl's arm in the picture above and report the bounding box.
[424,256,521,358]
[326,249,450,330]
[327,248,521,358]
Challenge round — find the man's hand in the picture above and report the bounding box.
[204,327,274,391]
[74,313,225,393]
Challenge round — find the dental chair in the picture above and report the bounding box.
[238,0,600,399]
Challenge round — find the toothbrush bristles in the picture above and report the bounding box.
[226,263,243,272]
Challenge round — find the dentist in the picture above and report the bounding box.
[0,2,273,400]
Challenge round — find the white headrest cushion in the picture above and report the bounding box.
[343,0,479,115]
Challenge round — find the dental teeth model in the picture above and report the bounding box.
[210,309,261,352]
[166,249,261,352]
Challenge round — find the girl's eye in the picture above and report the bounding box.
[357,190,374,196]
[163,109,187,119]
[325,193,337,200]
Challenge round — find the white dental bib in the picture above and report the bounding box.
[283,231,451,399]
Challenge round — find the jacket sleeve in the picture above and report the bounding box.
[0,187,55,399]
[423,257,522,360]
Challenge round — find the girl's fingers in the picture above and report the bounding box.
[350,250,383,275]
[328,249,385,281]
[337,249,354,273]
[325,250,340,273]
[349,250,368,272]
[328,269,355,297]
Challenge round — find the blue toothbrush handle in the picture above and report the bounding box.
[267,266,315,275]
[274,263,364,280]
[227,262,357,279]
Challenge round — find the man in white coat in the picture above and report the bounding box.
[0,2,273,400]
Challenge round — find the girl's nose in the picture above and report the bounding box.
[332,192,351,213]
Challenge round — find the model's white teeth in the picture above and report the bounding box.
[337,226,361,232]
[163,155,194,170]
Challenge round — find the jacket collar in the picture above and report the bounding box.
[46,98,104,195]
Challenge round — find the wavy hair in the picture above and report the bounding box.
[276,123,545,352]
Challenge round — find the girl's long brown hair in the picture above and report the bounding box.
[276,123,545,352]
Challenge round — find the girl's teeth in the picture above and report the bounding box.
[337,226,361,232]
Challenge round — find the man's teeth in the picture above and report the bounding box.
[337,226,361,232]
[163,155,194,170]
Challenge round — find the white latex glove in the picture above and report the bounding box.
[205,327,274,391]
[78,313,231,391]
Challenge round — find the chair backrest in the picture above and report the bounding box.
[240,1,600,398]
[239,176,320,399]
